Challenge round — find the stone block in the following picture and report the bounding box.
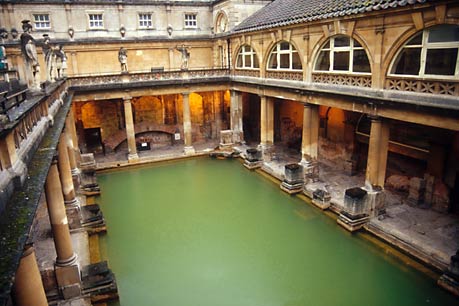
[56,264,80,284]
[284,163,304,184]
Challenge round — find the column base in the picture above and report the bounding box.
[55,264,82,299]
[71,168,80,176]
[64,197,80,208]
[127,153,139,162]
[184,146,195,155]
[55,254,81,299]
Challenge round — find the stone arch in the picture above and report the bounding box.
[310,34,373,75]
[263,40,303,72]
[382,22,459,78]
[214,10,229,34]
[132,96,162,125]
[233,44,261,70]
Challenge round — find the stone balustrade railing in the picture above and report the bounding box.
[265,70,303,81]
[312,72,372,88]
[68,68,231,87]
[385,76,459,96]
[234,69,260,78]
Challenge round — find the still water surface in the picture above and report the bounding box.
[98,158,457,306]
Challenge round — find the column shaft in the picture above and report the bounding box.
[65,113,79,171]
[182,93,193,148]
[12,246,48,306]
[124,98,138,161]
[366,117,389,187]
[230,91,243,143]
[260,96,274,146]
[301,103,319,161]
[45,161,76,263]
[58,133,77,205]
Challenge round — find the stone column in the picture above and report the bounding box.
[0,132,17,169]
[12,246,48,306]
[45,160,81,299]
[123,97,139,161]
[58,133,78,207]
[366,116,389,187]
[259,95,274,148]
[65,111,80,173]
[182,93,195,155]
[230,90,244,143]
[301,103,319,163]
[213,91,222,138]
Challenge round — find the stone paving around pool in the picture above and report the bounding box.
[94,141,459,272]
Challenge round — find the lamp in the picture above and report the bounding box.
[167,25,173,37]
[68,27,74,39]
[120,26,126,38]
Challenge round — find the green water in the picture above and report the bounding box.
[98,158,457,306]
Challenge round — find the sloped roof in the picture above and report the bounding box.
[233,0,431,33]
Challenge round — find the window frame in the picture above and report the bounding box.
[266,41,302,71]
[236,45,259,70]
[32,13,51,30]
[184,13,197,29]
[313,36,371,75]
[87,12,105,30]
[389,26,459,80]
[138,13,153,29]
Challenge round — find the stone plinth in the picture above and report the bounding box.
[219,130,233,148]
[311,188,331,210]
[364,185,385,217]
[280,163,304,194]
[243,148,263,170]
[302,160,319,183]
[337,187,369,232]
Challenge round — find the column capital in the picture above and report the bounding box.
[368,115,381,122]
[123,96,132,102]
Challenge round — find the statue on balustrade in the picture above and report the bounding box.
[42,34,55,82]
[54,45,67,79]
[118,47,128,73]
[20,20,41,91]
[175,44,190,70]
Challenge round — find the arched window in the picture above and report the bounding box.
[390,25,459,78]
[215,12,228,34]
[236,45,259,69]
[314,36,371,73]
[267,41,302,71]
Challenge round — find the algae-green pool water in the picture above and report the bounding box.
[98,158,457,306]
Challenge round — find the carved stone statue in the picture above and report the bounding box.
[175,44,190,70]
[54,45,67,79]
[118,47,128,73]
[20,20,40,90]
[42,34,55,82]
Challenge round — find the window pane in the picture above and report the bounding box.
[393,48,421,75]
[425,48,458,75]
[280,42,290,50]
[354,40,362,48]
[268,53,278,69]
[323,41,330,49]
[428,25,459,43]
[407,33,422,45]
[253,56,259,68]
[334,36,350,47]
[353,49,371,73]
[292,52,302,70]
[280,53,289,68]
[236,55,243,68]
[333,51,349,71]
[244,55,251,67]
[315,50,329,71]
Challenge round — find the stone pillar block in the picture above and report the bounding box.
[280,163,304,194]
[55,263,81,299]
[244,148,263,170]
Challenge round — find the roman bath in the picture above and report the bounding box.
[0,0,458,305]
